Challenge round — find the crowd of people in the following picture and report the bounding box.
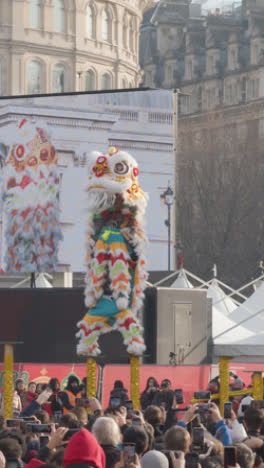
[0,373,263,468]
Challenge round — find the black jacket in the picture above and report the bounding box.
[109,388,129,407]
[101,445,120,468]
[152,390,175,411]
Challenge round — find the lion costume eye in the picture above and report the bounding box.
[15,145,25,161]
[114,161,129,175]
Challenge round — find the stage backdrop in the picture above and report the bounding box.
[0,89,174,273]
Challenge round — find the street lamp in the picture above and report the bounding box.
[160,184,174,271]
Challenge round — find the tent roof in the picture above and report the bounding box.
[35,274,53,288]
[207,278,237,316]
[170,270,193,288]
[212,306,254,342]
[229,281,264,332]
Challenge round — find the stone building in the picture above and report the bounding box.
[0,0,151,96]
[140,0,264,286]
[140,0,264,114]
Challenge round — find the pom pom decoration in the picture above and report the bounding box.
[0,119,63,272]
[76,147,148,357]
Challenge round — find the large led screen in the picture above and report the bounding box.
[0,89,173,273]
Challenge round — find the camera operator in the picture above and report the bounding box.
[153,380,175,412]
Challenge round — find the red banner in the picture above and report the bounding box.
[102,364,212,409]
[1,362,263,410]
[0,363,89,390]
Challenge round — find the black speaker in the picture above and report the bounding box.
[142,287,157,364]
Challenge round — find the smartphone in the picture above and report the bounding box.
[125,400,133,410]
[110,397,121,408]
[123,443,136,466]
[22,417,36,422]
[197,404,209,413]
[75,398,89,406]
[192,427,204,448]
[6,419,23,428]
[54,411,62,423]
[39,435,49,448]
[194,391,211,400]
[132,417,141,425]
[63,429,80,441]
[175,389,184,404]
[224,402,232,419]
[250,400,264,409]
[224,446,237,468]
[185,452,199,468]
[26,424,52,433]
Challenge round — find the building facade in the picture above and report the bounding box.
[140,0,264,114]
[0,0,151,97]
[140,0,264,287]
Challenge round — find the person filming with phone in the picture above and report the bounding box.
[140,377,159,410]
[153,380,175,412]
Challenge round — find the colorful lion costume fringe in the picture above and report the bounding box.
[0,118,63,272]
[76,147,148,356]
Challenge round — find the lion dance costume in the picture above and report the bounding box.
[76,147,148,356]
[0,118,63,272]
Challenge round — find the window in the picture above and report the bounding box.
[184,95,192,113]
[86,6,95,38]
[225,83,239,105]
[101,73,111,90]
[247,78,259,100]
[186,59,192,80]
[229,49,236,70]
[123,24,127,48]
[102,9,111,42]
[27,61,42,95]
[122,78,127,89]
[52,64,65,93]
[30,0,41,28]
[205,88,216,109]
[129,20,134,51]
[54,0,65,33]
[207,55,214,75]
[252,43,259,65]
[85,70,95,91]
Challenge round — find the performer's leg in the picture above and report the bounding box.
[108,238,131,311]
[115,309,146,356]
[76,313,111,356]
[84,238,109,308]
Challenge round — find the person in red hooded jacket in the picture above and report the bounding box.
[63,428,106,468]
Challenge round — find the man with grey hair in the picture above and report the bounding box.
[92,416,121,468]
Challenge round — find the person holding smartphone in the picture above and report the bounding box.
[109,381,129,408]
[207,402,232,446]
[140,377,159,410]
[153,380,175,412]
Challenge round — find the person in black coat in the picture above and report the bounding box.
[140,377,159,410]
[109,380,129,407]
[152,379,175,411]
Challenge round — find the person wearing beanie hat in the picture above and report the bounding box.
[63,428,105,468]
[62,376,82,414]
[141,450,169,468]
